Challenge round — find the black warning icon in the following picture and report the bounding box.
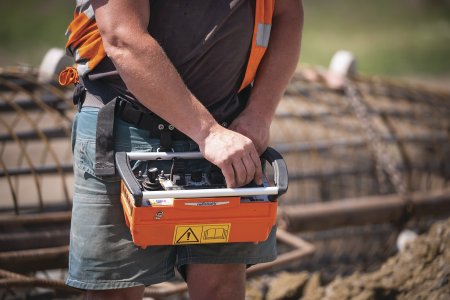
[176,227,200,244]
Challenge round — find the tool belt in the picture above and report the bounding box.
[93,95,192,176]
[73,83,248,177]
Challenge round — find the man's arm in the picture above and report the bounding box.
[230,0,304,154]
[90,0,262,187]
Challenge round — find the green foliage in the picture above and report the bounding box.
[0,0,449,76]
[301,0,450,75]
[0,0,72,65]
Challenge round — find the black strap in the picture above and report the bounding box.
[94,98,118,176]
[73,83,86,111]
[159,130,173,151]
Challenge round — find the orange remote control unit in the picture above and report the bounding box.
[115,147,288,248]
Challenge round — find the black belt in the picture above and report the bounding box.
[82,92,189,140]
[76,85,250,177]
[115,97,189,141]
[94,96,191,176]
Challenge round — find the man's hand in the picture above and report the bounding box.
[198,124,263,188]
[229,110,270,155]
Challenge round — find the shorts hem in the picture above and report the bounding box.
[177,254,277,268]
[66,273,175,290]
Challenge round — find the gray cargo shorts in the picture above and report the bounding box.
[66,107,277,290]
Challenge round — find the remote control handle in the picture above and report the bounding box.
[115,147,288,206]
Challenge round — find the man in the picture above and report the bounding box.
[64,0,303,299]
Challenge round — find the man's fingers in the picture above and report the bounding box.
[221,164,236,188]
[250,150,263,185]
[241,155,256,186]
[231,158,248,187]
[221,154,258,188]
[200,125,264,187]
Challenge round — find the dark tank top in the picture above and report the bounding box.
[85,0,254,122]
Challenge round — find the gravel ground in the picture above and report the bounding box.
[246,217,450,300]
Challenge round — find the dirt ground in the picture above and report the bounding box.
[246,217,450,300]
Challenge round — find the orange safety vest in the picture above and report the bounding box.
[60,0,275,91]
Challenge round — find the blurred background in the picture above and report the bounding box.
[0,0,449,299]
[1,0,449,82]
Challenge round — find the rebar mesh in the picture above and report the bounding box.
[0,67,75,214]
[0,66,449,298]
[1,67,449,213]
[273,72,450,205]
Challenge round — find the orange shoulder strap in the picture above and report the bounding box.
[239,0,275,92]
[65,8,106,78]
[64,1,274,90]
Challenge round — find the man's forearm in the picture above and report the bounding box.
[245,0,304,123]
[93,1,218,145]
[108,35,220,144]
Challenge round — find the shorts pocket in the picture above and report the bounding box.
[73,139,121,183]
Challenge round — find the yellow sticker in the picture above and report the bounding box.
[174,226,202,244]
[173,224,231,245]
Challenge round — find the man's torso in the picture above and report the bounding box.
[86,0,254,122]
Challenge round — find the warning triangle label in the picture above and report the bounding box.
[175,227,200,244]
[173,224,230,244]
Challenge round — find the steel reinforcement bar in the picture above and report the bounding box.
[281,188,450,232]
